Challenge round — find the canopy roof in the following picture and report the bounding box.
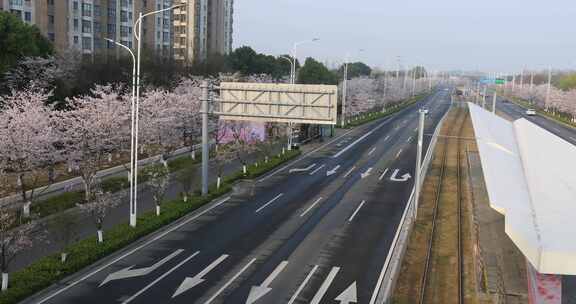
[468,102,576,275]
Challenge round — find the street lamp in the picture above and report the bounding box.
[285,38,319,150]
[110,3,184,228]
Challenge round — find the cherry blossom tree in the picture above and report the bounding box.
[59,85,129,203]
[228,121,257,175]
[0,209,43,291]
[145,165,169,216]
[172,77,202,160]
[0,87,61,217]
[78,185,119,243]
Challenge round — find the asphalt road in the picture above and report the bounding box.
[496,99,576,145]
[25,89,452,304]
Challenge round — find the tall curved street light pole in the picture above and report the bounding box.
[110,4,184,228]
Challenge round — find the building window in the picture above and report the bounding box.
[73,36,79,44]
[47,0,55,5]
[48,33,55,41]
[94,22,101,33]
[94,5,101,17]
[82,3,92,17]
[162,32,168,43]
[48,15,54,25]
[108,8,116,18]
[73,1,78,10]
[120,10,127,22]
[120,25,128,37]
[82,37,91,50]
[24,11,31,22]
[107,40,115,49]
[73,18,79,31]
[107,23,116,34]
[82,20,92,33]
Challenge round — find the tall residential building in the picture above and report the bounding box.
[1,0,233,62]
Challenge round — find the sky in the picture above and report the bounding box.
[233,0,576,73]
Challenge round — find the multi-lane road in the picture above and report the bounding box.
[25,89,452,304]
[496,99,576,145]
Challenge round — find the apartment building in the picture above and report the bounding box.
[1,0,233,62]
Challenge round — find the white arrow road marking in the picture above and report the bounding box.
[255,193,284,213]
[121,251,200,304]
[368,147,376,156]
[406,136,412,143]
[205,258,257,304]
[395,149,403,158]
[100,249,184,286]
[348,201,366,222]
[310,267,341,304]
[326,165,341,176]
[343,166,356,178]
[288,163,316,173]
[335,282,358,304]
[309,164,326,175]
[384,135,390,141]
[414,127,418,132]
[300,197,323,217]
[378,168,389,181]
[389,169,412,182]
[360,167,373,179]
[172,255,229,298]
[246,261,289,304]
[287,265,319,304]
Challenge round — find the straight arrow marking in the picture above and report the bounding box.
[100,249,184,286]
[326,165,341,176]
[172,255,229,298]
[121,251,200,304]
[246,261,288,304]
[384,135,390,141]
[335,282,358,304]
[289,163,316,173]
[255,193,284,213]
[361,167,373,179]
[287,265,319,304]
[311,267,341,304]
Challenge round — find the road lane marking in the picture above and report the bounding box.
[122,251,200,304]
[172,254,229,298]
[300,197,323,217]
[570,136,576,142]
[246,261,289,304]
[348,200,366,222]
[384,135,390,141]
[406,136,412,143]
[395,149,403,158]
[287,265,319,304]
[309,164,326,175]
[360,167,373,179]
[311,267,341,304]
[101,249,184,286]
[333,119,392,158]
[257,127,357,182]
[205,258,257,304]
[35,197,231,304]
[255,193,284,213]
[326,165,340,176]
[378,168,389,181]
[289,163,316,173]
[368,147,376,155]
[343,166,356,178]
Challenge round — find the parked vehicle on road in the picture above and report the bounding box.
[526,109,536,116]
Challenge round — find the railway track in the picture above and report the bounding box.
[419,105,467,304]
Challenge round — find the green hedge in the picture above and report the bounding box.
[0,149,301,304]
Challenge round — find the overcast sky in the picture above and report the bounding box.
[233,0,576,72]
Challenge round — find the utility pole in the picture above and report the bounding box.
[201,81,210,196]
[414,109,426,218]
[520,69,524,89]
[482,87,487,108]
[342,60,348,128]
[492,91,497,114]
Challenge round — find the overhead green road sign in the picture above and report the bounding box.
[495,78,505,85]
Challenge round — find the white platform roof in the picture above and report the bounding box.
[468,102,576,275]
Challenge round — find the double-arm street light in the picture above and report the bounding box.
[281,38,319,150]
[106,3,184,228]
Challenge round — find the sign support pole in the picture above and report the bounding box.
[414,109,425,219]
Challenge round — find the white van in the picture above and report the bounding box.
[526,109,536,116]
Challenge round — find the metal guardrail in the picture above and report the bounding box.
[371,101,451,304]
